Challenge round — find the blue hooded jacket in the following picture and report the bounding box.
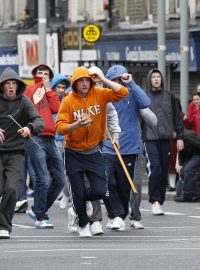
[50,73,71,89]
[51,73,70,141]
[103,65,151,155]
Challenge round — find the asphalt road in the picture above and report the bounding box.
[1,198,200,270]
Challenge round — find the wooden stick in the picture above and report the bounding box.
[106,128,138,194]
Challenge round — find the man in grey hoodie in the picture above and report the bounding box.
[143,68,184,215]
[0,67,44,239]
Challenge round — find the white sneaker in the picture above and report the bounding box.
[0,230,10,239]
[111,217,126,231]
[15,200,28,212]
[106,218,114,229]
[86,201,93,217]
[60,195,69,210]
[91,221,104,235]
[35,220,54,229]
[68,207,78,232]
[78,223,92,238]
[130,220,144,229]
[151,201,164,215]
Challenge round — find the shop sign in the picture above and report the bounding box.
[0,47,18,72]
[17,33,59,78]
[82,24,101,43]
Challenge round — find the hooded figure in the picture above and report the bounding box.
[104,64,150,154]
[32,64,54,80]
[102,64,150,230]
[0,67,44,239]
[56,66,128,152]
[143,68,184,141]
[50,73,70,90]
[142,68,184,215]
[56,65,128,237]
[0,67,44,152]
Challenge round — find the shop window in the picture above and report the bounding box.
[196,0,200,17]
[77,0,86,21]
[94,0,107,21]
[168,0,180,18]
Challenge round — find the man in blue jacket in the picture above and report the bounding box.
[103,65,150,231]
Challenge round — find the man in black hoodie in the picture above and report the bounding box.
[0,67,44,239]
[142,69,184,215]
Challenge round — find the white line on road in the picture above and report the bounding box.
[13,224,35,228]
[164,212,187,215]
[10,231,200,239]
[81,257,97,259]
[4,247,200,253]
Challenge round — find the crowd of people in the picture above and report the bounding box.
[0,62,199,239]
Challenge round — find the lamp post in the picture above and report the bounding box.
[157,0,166,82]
[180,0,189,114]
[38,0,47,64]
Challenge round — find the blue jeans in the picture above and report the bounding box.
[29,136,65,221]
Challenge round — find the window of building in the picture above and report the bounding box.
[94,0,106,21]
[77,0,85,21]
[196,0,200,16]
[168,0,180,17]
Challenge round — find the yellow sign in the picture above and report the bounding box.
[82,24,101,43]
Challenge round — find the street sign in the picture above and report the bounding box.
[82,24,101,43]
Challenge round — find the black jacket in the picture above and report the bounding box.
[0,68,44,152]
[142,69,184,141]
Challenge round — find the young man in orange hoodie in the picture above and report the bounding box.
[56,66,128,237]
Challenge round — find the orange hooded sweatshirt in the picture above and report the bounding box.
[56,67,128,152]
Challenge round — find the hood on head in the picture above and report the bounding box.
[32,64,54,80]
[50,73,70,89]
[71,67,92,90]
[106,65,128,81]
[0,67,26,95]
[147,68,164,90]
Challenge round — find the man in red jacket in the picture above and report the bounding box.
[24,64,65,229]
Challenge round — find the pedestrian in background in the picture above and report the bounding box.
[142,68,184,215]
[174,129,200,202]
[0,67,44,239]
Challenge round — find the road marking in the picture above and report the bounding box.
[141,209,187,215]
[4,247,200,253]
[13,224,35,228]
[81,257,97,259]
[10,231,200,239]
[188,216,200,219]
[164,212,187,215]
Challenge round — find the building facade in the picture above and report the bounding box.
[0,0,200,99]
